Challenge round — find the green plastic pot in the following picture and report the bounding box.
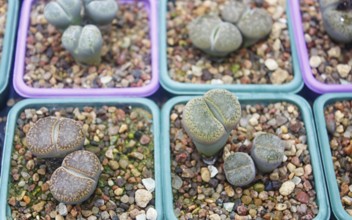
[0,98,163,220]
[0,0,19,102]
[161,94,329,219]
[159,0,303,94]
[314,93,352,220]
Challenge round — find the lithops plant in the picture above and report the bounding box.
[223,152,256,187]
[182,89,241,157]
[62,25,103,65]
[320,0,352,43]
[188,15,243,57]
[44,0,82,30]
[251,133,285,173]
[49,150,102,204]
[220,1,247,24]
[26,117,85,158]
[83,0,119,25]
[236,8,273,47]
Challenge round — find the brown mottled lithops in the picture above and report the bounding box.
[251,133,285,173]
[49,150,102,204]
[26,117,85,158]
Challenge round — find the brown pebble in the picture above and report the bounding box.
[296,191,309,204]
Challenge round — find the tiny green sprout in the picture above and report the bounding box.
[320,0,352,43]
[50,150,102,204]
[188,15,243,57]
[83,0,119,25]
[236,8,273,47]
[62,25,103,65]
[220,1,248,24]
[251,133,285,173]
[44,0,82,30]
[223,152,256,187]
[182,89,241,157]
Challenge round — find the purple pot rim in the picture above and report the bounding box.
[290,0,352,94]
[14,0,159,98]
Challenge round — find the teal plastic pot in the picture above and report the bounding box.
[0,0,19,102]
[0,98,162,220]
[161,94,329,219]
[314,93,352,220]
[159,0,303,94]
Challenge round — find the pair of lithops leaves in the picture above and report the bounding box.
[44,0,118,65]
[224,133,285,187]
[182,89,285,187]
[188,1,272,57]
[320,0,352,43]
[26,117,102,204]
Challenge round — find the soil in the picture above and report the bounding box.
[166,0,294,85]
[25,0,152,89]
[0,0,7,61]
[324,100,352,216]
[300,0,352,84]
[169,101,318,219]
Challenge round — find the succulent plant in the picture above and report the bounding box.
[236,8,273,47]
[62,25,103,65]
[49,150,102,204]
[220,1,247,24]
[188,15,243,57]
[320,0,352,43]
[26,117,85,158]
[44,0,82,30]
[223,152,256,187]
[182,89,241,157]
[251,133,285,173]
[83,0,119,25]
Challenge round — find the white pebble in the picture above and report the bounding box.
[279,181,295,196]
[208,165,218,178]
[309,56,322,68]
[146,207,158,220]
[223,202,235,212]
[57,203,68,216]
[136,214,146,220]
[337,64,351,78]
[142,178,156,192]
[265,59,279,71]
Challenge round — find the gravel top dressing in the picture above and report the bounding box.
[8,105,157,219]
[324,100,352,216]
[166,0,293,85]
[25,0,152,89]
[0,0,7,61]
[300,0,352,84]
[169,101,318,219]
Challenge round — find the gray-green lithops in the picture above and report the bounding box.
[220,1,247,24]
[237,8,273,47]
[62,25,103,65]
[44,0,82,30]
[83,0,118,25]
[182,89,241,157]
[251,133,285,173]
[223,152,256,187]
[320,0,352,43]
[188,15,243,57]
[49,150,102,204]
[26,117,85,158]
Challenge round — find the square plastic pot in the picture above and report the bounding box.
[0,97,162,219]
[159,0,303,95]
[290,1,352,94]
[13,0,159,98]
[161,94,329,219]
[0,0,19,103]
[314,93,352,220]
